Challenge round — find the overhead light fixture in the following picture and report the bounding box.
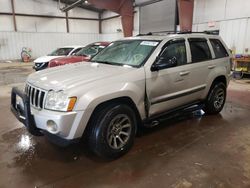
[84,0,89,4]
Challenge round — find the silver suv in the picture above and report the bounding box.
[11,32,232,158]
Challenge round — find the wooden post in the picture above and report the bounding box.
[11,0,17,31]
[98,12,102,34]
[65,11,69,33]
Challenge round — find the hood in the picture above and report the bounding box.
[27,62,135,91]
[49,56,90,67]
[34,56,64,63]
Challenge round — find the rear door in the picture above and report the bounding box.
[184,37,213,101]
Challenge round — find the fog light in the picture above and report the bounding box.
[47,120,58,133]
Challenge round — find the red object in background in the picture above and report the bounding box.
[177,0,194,32]
[49,42,110,68]
[88,0,134,37]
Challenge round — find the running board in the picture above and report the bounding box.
[143,102,204,127]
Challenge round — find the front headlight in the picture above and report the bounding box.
[45,90,77,112]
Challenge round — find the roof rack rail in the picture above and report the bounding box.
[136,32,153,36]
[136,30,219,36]
[136,31,177,36]
[178,30,219,35]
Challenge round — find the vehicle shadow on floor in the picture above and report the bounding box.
[0,108,235,187]
[1,109,228,165]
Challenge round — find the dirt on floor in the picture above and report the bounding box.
[1,63,250,188]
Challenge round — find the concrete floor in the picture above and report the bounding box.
[1,63,250,188]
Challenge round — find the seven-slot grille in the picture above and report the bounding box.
[25,84,46,109]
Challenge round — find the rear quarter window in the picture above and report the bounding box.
[188,38,212,63]
[209,39,229,58]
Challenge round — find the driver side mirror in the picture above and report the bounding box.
[151,56,177,71]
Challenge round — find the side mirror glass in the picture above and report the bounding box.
[151,56,177,71]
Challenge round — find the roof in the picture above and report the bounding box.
[93,41,111,46]
[62,45,85,48]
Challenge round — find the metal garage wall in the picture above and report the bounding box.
[0,0,99,33]
[0,32,100,60]
[193,0,250,54]
[139,0,177,34]
[0,0,101,60]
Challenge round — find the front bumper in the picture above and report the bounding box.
[11,87,80,146]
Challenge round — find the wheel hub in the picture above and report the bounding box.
[107,114,132,150]
[214,88,225,109]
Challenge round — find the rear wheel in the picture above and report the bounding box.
[203,82,226,114]
[87,103,136,159]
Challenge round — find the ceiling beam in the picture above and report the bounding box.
[54,0,103,12]
[11,0,17,32]
[59,0,84,12]
[135,0,163,7]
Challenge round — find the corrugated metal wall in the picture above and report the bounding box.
[193,0,250,54]
[139,0,176,34]
[0,0,102,60]
[0,32,100,60]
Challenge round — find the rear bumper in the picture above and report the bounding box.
[10,87,80,146]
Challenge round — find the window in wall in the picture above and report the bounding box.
[210,39,229,58]
[188,38,212,63]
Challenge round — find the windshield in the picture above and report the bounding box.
[48,48,73,56]
[91,40,159,67]
[75,45,106,57]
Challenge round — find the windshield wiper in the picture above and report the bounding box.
[93,60,122,66]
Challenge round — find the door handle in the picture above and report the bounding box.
[179,71,190,76]
[208,65,216,69]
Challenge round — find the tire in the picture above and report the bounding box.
[203,82,226,114]
[87,103,137,159]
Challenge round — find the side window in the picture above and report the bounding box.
[188,38,212,63]
[71,48,82,55]
[209,39,229,58]
[160,40,187,66]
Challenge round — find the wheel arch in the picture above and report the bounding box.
[205,75,227,100]
[83,96,142,138]
[211,75,227,87]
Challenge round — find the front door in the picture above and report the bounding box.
[146,38,192,117]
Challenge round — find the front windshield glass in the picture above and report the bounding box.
[75,45,105,57]
[91,40,159,67]
[48,48,73,56]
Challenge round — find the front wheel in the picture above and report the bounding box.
[203,82,226,114]
[87,103,137,159]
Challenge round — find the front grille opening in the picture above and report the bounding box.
[35,90,39,106]
[26,84,46,109]
[39,92,45,109]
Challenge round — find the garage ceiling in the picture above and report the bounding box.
[54,0,104,12]
[54,0,165,13]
